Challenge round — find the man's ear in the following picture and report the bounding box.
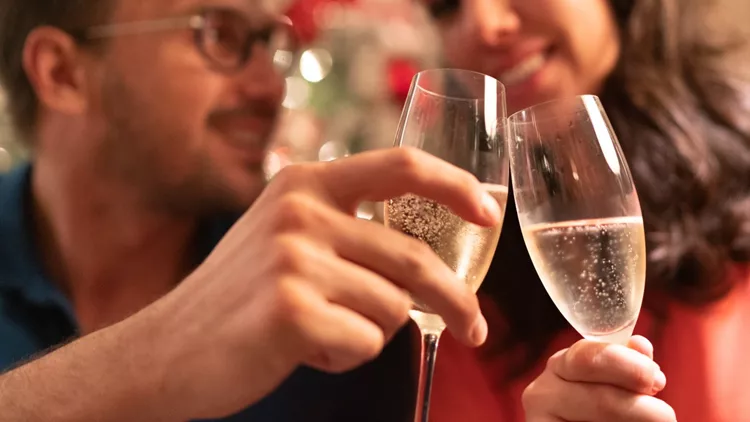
[22,27,92,116]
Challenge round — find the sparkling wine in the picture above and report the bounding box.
[522,216,646,344]
[386,184,508,330]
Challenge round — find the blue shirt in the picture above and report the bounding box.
[0,164,414,421]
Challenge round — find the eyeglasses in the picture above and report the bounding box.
[71,8,297,75]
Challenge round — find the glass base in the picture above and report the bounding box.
[409,309,446,336]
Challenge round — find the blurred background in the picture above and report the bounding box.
[1,0,748,174]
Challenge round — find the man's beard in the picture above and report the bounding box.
[97,75,269,218]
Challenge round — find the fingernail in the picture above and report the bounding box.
[481,192,502,222]
[651,369,667,394]
[471,315,488,345]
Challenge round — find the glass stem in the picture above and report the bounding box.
[413,330,443,422]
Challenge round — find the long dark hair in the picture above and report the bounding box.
[432,0,750,377]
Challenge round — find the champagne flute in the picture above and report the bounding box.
[384,69,509,422]
[509,95,646,344]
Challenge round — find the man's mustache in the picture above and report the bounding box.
[207,102,280,149]
[208,102,280,122]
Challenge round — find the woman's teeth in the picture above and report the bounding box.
[499,53,546,86]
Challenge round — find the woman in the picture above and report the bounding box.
[424,0,750,420]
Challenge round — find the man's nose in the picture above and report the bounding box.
[234,45,286,105]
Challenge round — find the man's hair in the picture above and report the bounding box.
[0,0,114,146]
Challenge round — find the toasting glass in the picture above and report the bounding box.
[508,95,646,345]
[385,69,509,422]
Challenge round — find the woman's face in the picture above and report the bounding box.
[435,0,621,113]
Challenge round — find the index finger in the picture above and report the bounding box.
[315,148,503,226]
[550,340,665,395]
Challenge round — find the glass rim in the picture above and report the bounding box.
[412,68,506,103]
[508,94,602,125]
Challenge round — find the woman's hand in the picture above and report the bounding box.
[523,336,676,422]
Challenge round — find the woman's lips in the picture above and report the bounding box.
[498,51,548,87]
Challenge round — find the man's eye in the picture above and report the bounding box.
[428,0,461,18]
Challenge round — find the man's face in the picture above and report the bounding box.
[88,0,286,215]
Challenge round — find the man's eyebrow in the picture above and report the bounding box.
[174,0,277,23]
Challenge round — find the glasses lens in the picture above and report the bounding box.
[199,9,248,69]
[199,9,297,74]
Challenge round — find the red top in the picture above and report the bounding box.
[421,266,750,422]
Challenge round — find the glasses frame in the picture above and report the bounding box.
[69,8,297,74]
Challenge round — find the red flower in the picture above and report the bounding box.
[286,0,358,45]
[387,58,419,104]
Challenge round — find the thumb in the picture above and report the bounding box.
[627,335,654,360]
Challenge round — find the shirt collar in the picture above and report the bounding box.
[0,163,238,323]
[0,163,76,320]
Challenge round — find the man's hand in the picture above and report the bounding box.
[523,336,677,422]
[147,147,503,420]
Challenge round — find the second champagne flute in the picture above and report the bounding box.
[385,69,509,422]
[509,95,646,345]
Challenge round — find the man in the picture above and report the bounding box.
[0,0,674,421]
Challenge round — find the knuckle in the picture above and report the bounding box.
[383,291,412,332]
[270,278,310,329]
[590,346,654,391]
[322,361,350,375]
[628,360,654,391]
[312,349,350,374]
[271,163,313,190]
[270,236,310,275]
[399,241,435,282]
[545,349,565,372]
[457,170,480,192]
[359,329,386,362]
[324,355,364,374]
[274,193,318,231]
[321,330,385,375]
[410,238,437,264]
[460,292,481,319]
[521,380,543,413]
[394,148,426,178]
[272,191,335,235]
[392,291,413,321]
[564,341,604,377]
